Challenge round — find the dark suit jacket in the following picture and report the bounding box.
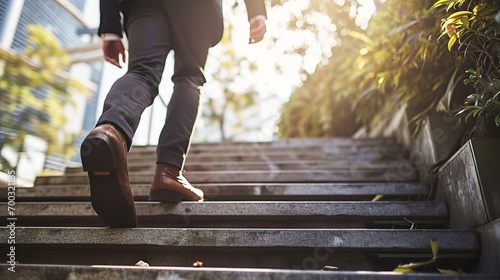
[98,0,267,38]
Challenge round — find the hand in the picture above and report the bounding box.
[103,40,126,68]
[249,15,266,44]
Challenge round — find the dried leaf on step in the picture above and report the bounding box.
[193,261,203,267]
[393,267,414,273]
[438,268,462,275]
[393,239,439,273]
[135,260,149,267]
[321,265,338,271]
[430,238,439,258]
[372,194,384,201]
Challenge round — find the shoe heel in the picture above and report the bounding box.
[149,189,185,202]
[81,134,117,172]
[81,132,137,228]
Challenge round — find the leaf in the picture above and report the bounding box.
[472,108,482,117]
[348,31,374,45]
[495,114,500,126]
[461,16,469,27]
[448,11,473,19]
[192,261,203,267]
[393,267,414,273]
[446,2,455,11]
[465,110,475,121]
[448,35,457,51]
[431,0,455,10]
[393,239,438,272]
[372,194,384,202]
[465,95,478,102]
[437,69,458,112]
[395,259,437,270]
[135,260,149,267]
[438,268,462,275]
[431,239,439,258]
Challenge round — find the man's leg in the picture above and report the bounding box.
[149,0,222,202]
[81,0,172,227]
[96,1,172,148]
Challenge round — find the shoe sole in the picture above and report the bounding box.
[81,134,138,228]
[149,189,203,202]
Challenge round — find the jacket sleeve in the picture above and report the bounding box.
[243,0,267,21]
[98,0,123,37]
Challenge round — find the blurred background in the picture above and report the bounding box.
[1,0,499,185]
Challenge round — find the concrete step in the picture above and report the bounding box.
[0,228,480,270]
[65,160,416,173]
[2,265,498,280]
[184,145,403,155]
[126,151,406,162]
[127,147,404,157]
[0,201,448,228]
[2,182,429,201]
[135,138,398,151]
[134,140,403,151]
[5,227,476,250]
[34,170,419,185]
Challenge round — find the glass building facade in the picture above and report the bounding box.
[11,0,85,50]
[0,1,8,31]
[0,0,103,174]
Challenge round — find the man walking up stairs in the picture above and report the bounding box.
[0,138,498,279]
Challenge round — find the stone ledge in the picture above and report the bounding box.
[409,112,466,183]
[1,265,498,280]
[0,228,480,252]
[127,148,405,159]
[134,138,398,151]
[0,201,447,218]
[436,140,500,229]
[0,183,429,201]
[126,152,407,162]
[469,139,500,221]
[66,159,416,173]
[34,170,419,185]
[0,201,448,228]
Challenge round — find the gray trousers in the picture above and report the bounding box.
[96,0,223,169]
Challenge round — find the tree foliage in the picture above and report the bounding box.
[202,21,260,141]
[433,0,500,133]
[0,25,86,170]
[277,0,392,138]
[278,0,499,138]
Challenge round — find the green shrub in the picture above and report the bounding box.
[278,0,500,138]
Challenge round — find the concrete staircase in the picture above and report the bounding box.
[0,138,496,279]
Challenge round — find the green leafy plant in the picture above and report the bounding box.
[459,68,500,125]
[276,0,382,138]
[432,0,500,130]
[279,0,460,137]
[278,0,499,139]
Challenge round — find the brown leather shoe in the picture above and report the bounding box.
[149,163,204,202]
[80,124,138,227]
